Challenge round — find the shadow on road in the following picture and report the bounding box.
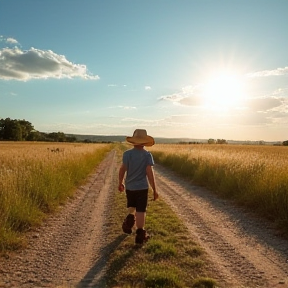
[76,233,132,288]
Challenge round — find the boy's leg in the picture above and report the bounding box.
[135,227,149,244]
[135,189,148,229]
[134,190,149,244]
[135,212,150,244]
[128,207,136,215]
[122,207,136,234]
[135,211,145,229]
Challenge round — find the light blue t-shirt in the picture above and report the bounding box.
[123,148,154,191]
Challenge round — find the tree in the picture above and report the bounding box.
[208,138,215,144]
[0,118,35,141]
[19,120,34,140]
[47,132,66,142]
[0,118,21,140]
[216,139,227,144]
[65,136,77,142]
[283,140,288,146]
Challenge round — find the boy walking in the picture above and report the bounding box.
[118,129,159,244]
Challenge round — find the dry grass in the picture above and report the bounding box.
[148,144,288,232]
[0,142,113,251]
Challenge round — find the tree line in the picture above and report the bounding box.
[1,117,288,145]
[0,118,77,142]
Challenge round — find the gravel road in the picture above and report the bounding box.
[0,150,288,288]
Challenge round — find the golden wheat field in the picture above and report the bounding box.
[1,142,288,251]
[0,141,113,250]
[149,143,288,229]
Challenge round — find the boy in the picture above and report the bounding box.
[118,129,159,244]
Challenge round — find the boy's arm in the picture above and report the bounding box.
[146,165,159,200]
[118,164,127,192]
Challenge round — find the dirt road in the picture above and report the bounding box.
[0,150,288,287]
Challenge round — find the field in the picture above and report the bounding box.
[149,143,288,231]
[1,142,288,251]
[0,141,112,251]
[1,142,288,287]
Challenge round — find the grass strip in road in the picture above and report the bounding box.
[105,186,218,288]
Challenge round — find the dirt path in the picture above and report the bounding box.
[0,150,288,288]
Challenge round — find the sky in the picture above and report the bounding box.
[0,0,288,142]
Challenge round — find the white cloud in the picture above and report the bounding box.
[108,84,128,88]
[246,66,288,78]
[159,85,203,107]
[245,97,283,112]
[119,106,137,110]
[121,117,155,123]
[145,86,151,90]
[272,87,288,97]
[6,38,18,44]
[0,47,99,81]
[0,36,20,47]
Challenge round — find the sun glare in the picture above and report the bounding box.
[202,71,245,110]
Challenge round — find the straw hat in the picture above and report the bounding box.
[126,129,155,146]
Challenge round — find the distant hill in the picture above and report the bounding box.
[65,134,281,145]
[66,134,126,143]
[65,134,207,144]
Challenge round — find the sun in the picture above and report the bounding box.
[202,71,245,110]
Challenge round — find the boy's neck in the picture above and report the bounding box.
[134,145,144,150]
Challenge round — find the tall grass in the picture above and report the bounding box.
[0,142,113,251]
[149,144,288,231]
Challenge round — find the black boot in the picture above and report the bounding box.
[122,214,135,234]
[135,228,149,244]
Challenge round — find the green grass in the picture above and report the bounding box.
[104,194,217,287]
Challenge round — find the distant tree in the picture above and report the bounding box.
[283,140,288,146]
[216,139,227,144]
[47,132,66,142]
[208,138,215,144]
[0,118,76,142]
[0,118,35,141]
[83,139,92,143]
[27,130,42,141]
[0,118,22,140]
[19,119,34,140]
[65,136,77,142]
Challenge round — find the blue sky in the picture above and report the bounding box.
[1,0,288,141]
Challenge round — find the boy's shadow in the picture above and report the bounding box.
[76,234,134,287]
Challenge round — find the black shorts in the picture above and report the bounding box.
[125,189,148,212]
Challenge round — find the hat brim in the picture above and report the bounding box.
[126,135,155,146]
